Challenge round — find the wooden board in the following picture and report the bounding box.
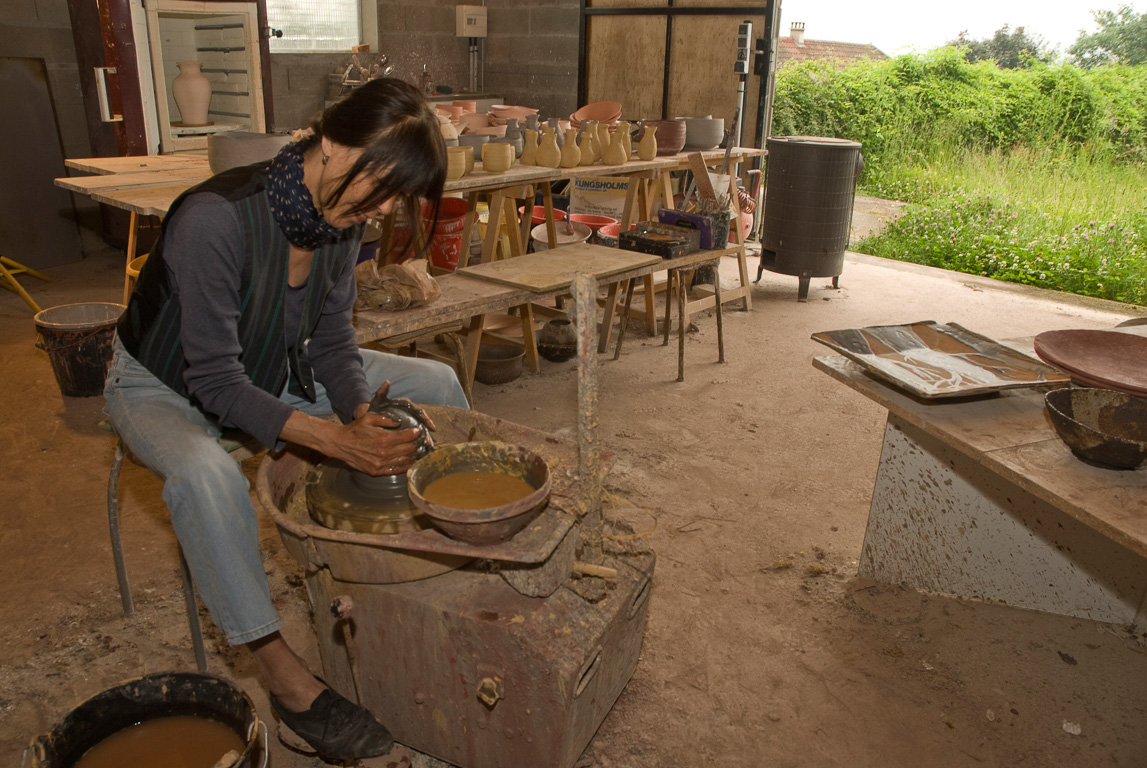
[64,154,210,175]
[458,242,660,292]
[55,169,211,193]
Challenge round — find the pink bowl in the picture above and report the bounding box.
[519,205,568,226]
[573,100,623,125]
[452,100,477,112]
[570,213,618,232]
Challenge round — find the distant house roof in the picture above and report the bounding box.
[776,23,888,68]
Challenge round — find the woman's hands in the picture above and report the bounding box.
[280,380,436,476]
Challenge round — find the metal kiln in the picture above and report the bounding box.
[256,407,654,768]
[757,135,864,301]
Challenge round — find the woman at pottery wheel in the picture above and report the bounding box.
[102,78,468,761]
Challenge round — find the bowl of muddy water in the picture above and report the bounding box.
[26,671,260,768]
[407,441,552,545]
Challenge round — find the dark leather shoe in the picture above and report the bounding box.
[271,685,394,761]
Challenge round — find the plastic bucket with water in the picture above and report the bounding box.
[34,302,125,398]
[421,198,469,271]
[24,671,265,768]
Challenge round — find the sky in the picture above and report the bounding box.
[775,0,1144,57]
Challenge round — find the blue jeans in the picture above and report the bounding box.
[102,337,468,644]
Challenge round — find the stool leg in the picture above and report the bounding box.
[713,261,726,364]
[677,272,686,382]
[107,440,134,617]
[178,543,209,672]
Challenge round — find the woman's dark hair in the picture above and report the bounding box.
[311,77,446,225]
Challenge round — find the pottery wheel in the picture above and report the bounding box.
[306,458,433,535]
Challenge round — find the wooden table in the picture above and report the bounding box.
[356,243,739,395]
[58,157,212,302]
[815,353,1147,626]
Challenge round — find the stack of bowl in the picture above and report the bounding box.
[571,100,622,129]
[570,213,619,243]
[489,104,539,126]
[682,116,725,151]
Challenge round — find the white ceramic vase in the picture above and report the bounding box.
[172,61,211,126]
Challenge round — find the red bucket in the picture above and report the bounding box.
[421,198,469,271]
[518,205,568,227]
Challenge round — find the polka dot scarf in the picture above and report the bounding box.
[265,138,344,249]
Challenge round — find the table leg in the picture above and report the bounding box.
[517,303,540,372]
[662,270,674,348]
[456,191,480,270]
[597,281,621,354]
[481,188,508,263]
[502,195,524,257]
[542,182,558,250]
[122,211,138,304]
[613,278,636,361]
[461,314,485,393]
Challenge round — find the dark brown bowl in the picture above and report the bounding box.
[407,441,552,545]
[474,344,524,385]
[1044,387,1147,470]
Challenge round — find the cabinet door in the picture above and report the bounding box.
[66,0,149,158]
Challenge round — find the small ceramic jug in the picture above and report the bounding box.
[504,118,524,158]
[524,114,539,132]
[637,124,658,161]
[559,128,582,168]
[596,123,612,159]
[617,121,633,159]
[601,126,628,166]
[547,117,565,149]
[520,128,539,166]
[536,126,561,168]
[578,130,597,166]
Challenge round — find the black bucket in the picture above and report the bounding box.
[24,672,264,768]
[33,302,124,398]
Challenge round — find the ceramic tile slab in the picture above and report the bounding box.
[458,243,660,292]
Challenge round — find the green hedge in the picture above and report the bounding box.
[771,47,1147,166]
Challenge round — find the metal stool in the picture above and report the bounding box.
[107,432,261,672]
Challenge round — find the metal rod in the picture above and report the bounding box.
[107,440,133,616]
[195,23,244,30]
[178,545,208,673]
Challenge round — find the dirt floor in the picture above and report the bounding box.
[3,242,1147,768]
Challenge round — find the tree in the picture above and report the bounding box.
[947,25,1049,69]
[1070,5,1147,68]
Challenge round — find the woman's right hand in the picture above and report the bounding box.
[333,411,425,476]
[280,409,424,476]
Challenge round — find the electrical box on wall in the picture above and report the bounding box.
[456,5,487,38]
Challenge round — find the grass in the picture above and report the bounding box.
[854,146,1147,306]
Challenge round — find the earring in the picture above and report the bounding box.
[322,154,329,165]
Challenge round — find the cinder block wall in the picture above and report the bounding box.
[270,0,581,131]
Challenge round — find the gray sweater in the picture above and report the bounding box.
[162,191,370,448]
